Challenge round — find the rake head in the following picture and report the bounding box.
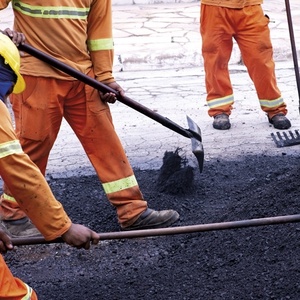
[271,130,300,147]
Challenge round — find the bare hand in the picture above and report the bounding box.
[1,28,25,46]
[61,223,99,250]
[0,229,13,254]
[99,81,125,104]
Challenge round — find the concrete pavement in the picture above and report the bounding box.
[0,1,300,179]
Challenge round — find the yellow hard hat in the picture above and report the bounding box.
[0,33,26,94]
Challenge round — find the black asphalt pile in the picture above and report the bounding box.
[6,155,300,299]
[156,148,194,195]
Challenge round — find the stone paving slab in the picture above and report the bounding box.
[0,1,300,179]
[111,1,300,71]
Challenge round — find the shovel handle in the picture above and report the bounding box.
[18,43,196,140]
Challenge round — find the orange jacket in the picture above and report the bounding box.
[0,0,115,83]
[0,101,71,241]
[201,0,263,9]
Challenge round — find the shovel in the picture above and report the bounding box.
[18,43,204,172]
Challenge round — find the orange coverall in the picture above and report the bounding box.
[0,0,147,228]
[0,100,72,299]
[200,0,288,118]
[1,254,38,300]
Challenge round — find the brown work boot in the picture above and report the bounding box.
[122,208,179,231]
[212,114,231,130]
[269,113,291,130]
[2,217,42,238]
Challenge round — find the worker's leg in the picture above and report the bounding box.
[235,5,288,119]
[200,4,235,117]
[64,78,148,227]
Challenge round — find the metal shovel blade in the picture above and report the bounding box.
[271,130,300,147]
[186,116,204,172]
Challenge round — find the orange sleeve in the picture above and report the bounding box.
[87,0,115,83]
[0,102,71,240]
[0,255,38,299]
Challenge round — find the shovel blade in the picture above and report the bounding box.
[186,116,204,172]
[271,130,300,147]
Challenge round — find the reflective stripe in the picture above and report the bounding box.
[0,140,23,159]
[13,0,89,19]
[3,193,16,202]
[87,38,114,51]
[207,94,234,109]
[102,175,138,194]
[259,96,284,108]
[22,284,33,300]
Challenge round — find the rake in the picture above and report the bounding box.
[271,130,300,147]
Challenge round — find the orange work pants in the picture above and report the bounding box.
[0,74,147,228]
[0,255,38,299]
[200,4,287,118]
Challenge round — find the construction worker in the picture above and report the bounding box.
[0,31,99,300]
[200,0,292,130]
[0,0,180,237]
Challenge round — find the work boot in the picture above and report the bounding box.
[269,113,291,130]
[212,114,231,130]
[122,208,179,231]
[2,217,42,238]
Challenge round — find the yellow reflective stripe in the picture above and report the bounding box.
[259,96,284,108]
[3,193,16,202]
[102,175,138,194]
[87,38,114,51]
[0,140,23,159]
[21,284,33,300]
[13,0,89,19]
[207,94,234,109]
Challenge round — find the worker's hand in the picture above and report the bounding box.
[0,229,13,254]
[61,223,99,250]
[99,81,125,104]
[1,28,25,46]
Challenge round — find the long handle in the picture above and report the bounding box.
[285,0,300,113]
[18,43,198,140]
[11,213,300,246]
